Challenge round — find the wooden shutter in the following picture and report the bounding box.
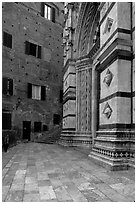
[41,86,45,100]
[28,83,32,98]
[25,41,30,55]
[3,32,6,46]
[2,77,8,95]
[38,45,41,59]
[8,33,12,48]
[3,32,12,48]
[51,8,55,23]
[41,2,45,17]
[9,78,13,96]
[2,112,11,130]
[60,90,63,103]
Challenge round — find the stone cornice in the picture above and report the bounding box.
[75,57,92,71]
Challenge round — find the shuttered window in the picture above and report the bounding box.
[28,83,46,101]
[3,31,12,48]
[25,41,41,59]
[42,4,55,22]
[30,43,37,57]
[2,112,11,130]
[2,77,13,96]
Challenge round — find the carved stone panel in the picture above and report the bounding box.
[103,102,112,119]
[103,69,113,87]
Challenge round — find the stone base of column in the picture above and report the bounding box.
[58,131,92,148]
[58,130,75,147]
[88,130,135,171]
[128,138,135,168]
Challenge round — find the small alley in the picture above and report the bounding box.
[2,142,135,202]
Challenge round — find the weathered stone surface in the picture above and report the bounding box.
[61,2,135,170]
[2,140,135,202]
[5,190,24,202]
[23,193,40,202]
[2,2,63,144]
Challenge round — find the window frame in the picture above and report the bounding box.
[28,83,46,101]
[25,41,41,59]
[41,3,55,23]
[2,77,13,96]
[32,84,41,100]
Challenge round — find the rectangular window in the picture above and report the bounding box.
[25,41,41,59]
[3,31,12,48]
[2,112,11,130]
[53,114,60,125]
[28,83,46,101]
[41,3,55,22]
[34,122,41,132]
[2,77,13,96]
[32,85,41,100]
[44,4,51,20]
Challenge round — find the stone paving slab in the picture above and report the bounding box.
[2,186,10,202]
[2,142,135,202]
[23,193,40,202]
[5,190,24,202]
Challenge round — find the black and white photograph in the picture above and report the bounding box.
[2,2,135,202]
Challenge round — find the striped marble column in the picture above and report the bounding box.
[74,58,92,148]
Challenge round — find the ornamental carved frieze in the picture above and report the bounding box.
[103,102,112,119]
[103,69,113,87]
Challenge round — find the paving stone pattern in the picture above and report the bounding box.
[2,143,135,202]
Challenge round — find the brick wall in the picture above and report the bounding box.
[2,2,64,143]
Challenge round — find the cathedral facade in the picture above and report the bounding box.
[60,2,135,170]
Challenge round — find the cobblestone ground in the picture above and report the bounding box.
[2,142,135,202]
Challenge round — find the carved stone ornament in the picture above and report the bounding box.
[103,69,113,86]
[103,102,112,119]
[103,17,113,34]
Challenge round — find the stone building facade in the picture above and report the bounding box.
[59,2,135,170]
[2,2,64,145]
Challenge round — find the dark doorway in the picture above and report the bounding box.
[23,121,31,141]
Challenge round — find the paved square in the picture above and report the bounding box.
[2,142,135,202]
